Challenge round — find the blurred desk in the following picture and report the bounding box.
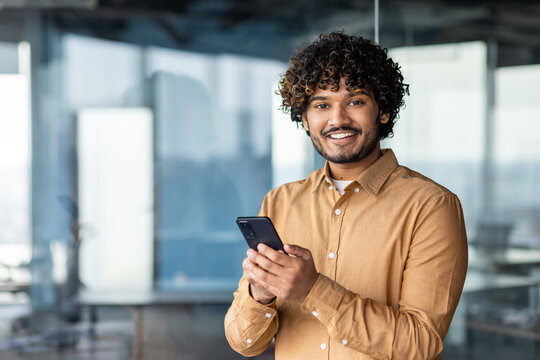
[78,289,233,307]
[460,270,540,359]
[78,289,234,360]
[469,246,540,273]
[463,270,540,293]
[0,283,30,294]
[461,270,539,327]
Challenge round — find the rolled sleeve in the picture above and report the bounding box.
[301,273,346,324]
[224,276,279,357]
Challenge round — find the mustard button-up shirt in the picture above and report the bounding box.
[225,149,468,360]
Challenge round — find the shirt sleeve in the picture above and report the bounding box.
[224,275,279,357]
[300,193,468,360]
[224,192,279,357]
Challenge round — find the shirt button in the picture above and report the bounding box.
[355,187,360,192]
[328,252,335,259]
[342,339,348,346]
[311,310,318,317]
[246,338,252,344]
[328,186,333,191]
[320,343,327,350]
[265,313,272,318]
[334,209,341,215]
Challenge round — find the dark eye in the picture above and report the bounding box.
[314,103,329,109]
[349,100,365,106]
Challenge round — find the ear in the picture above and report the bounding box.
[301,114,310,134]
[379,112,390,124]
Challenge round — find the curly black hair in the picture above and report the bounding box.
[278,32,409,139]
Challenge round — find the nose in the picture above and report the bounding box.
[328,104,351,128]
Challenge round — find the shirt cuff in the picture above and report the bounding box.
[301,273,346,324]
[225,278,279,354]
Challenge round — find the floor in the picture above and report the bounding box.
[0,304,538,360]
[0,305,274,360]
[0,305,132,360]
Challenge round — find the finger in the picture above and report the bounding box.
[247,259,283,292]
[246,273,275,299]
[247,249,285,276]
[284,244,312,260]
[243,260,266,288]
[243,258,266,281]
[249,273,282,299]
[242,257,257,272]
[245,273,255,285]
[244,258,273,280]
[257,243,293,266]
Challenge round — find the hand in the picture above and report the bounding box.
[243,243,318,303]
[243,255,276,304]
[248,283,276,304]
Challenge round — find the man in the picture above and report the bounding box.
[224,32,468,360]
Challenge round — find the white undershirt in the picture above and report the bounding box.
[330,178,353,196]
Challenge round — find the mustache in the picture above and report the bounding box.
[321,126,363,137]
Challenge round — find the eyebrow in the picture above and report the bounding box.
[309,90,371,103]
[351,90,371,97]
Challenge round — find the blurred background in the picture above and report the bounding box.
[0,0,539,359]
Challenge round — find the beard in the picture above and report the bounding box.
[309,125,379,164]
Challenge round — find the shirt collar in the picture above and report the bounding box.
[312,149,399,196]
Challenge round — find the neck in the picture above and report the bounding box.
[328,145,383,180]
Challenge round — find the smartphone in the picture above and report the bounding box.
[236,216,286,253]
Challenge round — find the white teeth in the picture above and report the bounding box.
[329,132,354,139]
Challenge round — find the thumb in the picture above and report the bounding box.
[284,244,311,260]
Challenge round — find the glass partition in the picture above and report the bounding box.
[151,54,282,291]
[494,65,540,248]
[386,41,486,233]
[0,3,539,359]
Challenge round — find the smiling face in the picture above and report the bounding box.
[302,78,389,175]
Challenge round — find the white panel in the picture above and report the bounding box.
[271,88,312,188]
[387,41,486,162]
[495,64,540,163]
[0,74,30,245]
[78,108,153,291]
